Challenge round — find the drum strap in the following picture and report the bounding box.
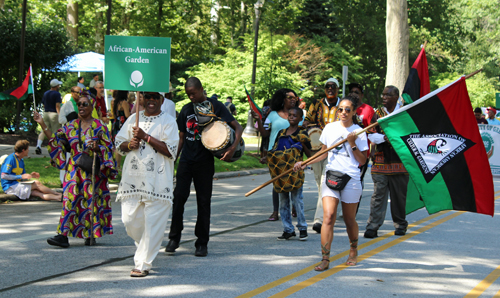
[194,101,220,127]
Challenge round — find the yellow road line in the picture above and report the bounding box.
[270,211,464,297]
[461,195,500,297]
[464,264,500,298]
[236,211,447,298]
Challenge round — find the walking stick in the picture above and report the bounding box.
[89,151,96,246]
[245,122,379,197]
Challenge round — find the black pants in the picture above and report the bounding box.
[168,160,214,247]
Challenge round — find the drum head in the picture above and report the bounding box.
[308,127,323,151]
[201,121,231,151]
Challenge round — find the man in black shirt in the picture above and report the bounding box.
[166,77,243,257]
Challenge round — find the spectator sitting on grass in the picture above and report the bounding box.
[1,140,62,202]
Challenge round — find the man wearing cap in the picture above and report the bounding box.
[487,107,500,125]
[302,78,341,234]
[35,79,63,155]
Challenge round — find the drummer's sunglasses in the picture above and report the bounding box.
[337,107,352,113]
[77,102,91,107]
[144,93,161,100]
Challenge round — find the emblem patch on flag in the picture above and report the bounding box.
[401,133,475,182]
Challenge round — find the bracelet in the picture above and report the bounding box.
[43,126,49,131]
[351,146,358,151]
[147,135,151,143]
[127,142,132,151]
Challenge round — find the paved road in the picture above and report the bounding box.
[1,170,500,297]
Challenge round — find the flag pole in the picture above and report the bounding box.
[245,122,379,197]
[465,69,483,80]
[30,64,35,110]
[422,41,427,50]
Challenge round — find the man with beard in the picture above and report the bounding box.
[165,77,243,257]
[364,85,409,238]
[302,78,341,234]
[115,91,179,277]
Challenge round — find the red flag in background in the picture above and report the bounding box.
[245,86,262,119]
[402,46,430,104]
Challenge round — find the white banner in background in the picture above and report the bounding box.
[479,124,500,176]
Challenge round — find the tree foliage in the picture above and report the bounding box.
[0,9,74,132]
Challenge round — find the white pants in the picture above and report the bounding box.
[121,197,172,271]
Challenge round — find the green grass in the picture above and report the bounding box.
[3,151,266,193]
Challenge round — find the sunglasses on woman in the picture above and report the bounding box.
[77,102,91,107]
[144,93,161,100]
[337,107,351,113]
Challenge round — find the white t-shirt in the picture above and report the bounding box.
[319,121,369,181]
[161,98,176,119]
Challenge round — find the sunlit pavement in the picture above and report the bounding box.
[1,170,499,297]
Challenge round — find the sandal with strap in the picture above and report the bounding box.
[314,257,330,271]
[130,269,149,277]
[346,239,358,266]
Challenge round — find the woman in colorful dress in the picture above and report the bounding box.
[34,94,117,248]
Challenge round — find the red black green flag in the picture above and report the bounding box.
[378,77,494,216]
[402,47,430,104]
[244,85,262,119]
[0,67,33,101]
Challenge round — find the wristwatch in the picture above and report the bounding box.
[351,146,358,151]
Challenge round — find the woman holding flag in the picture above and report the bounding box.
[252,88,301,221]
[34,93,117,248]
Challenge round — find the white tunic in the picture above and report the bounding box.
[115,111,179,203]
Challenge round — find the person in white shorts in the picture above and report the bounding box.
[1,140,62,202]
[294,96,368,271]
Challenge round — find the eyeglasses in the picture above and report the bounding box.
[381,93,396,98]
[71,91,79,94]
[77,102,90,107]
[144,93,161,100]
[349,91,361,95]
[325,84,337,89]
[285,96,297,101]
[337,107,352,113]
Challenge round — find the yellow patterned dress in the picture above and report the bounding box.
[267,128,311,193]
[48,119,117,239]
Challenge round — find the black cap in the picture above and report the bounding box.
[347,83,363,94]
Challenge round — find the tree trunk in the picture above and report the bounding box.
[95,10,104,53]
[0,0,5,10]
[157,0,163,37]
[67,0,78,46]
[385,0,409,92]
[240,1,246,36]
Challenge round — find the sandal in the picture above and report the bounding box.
[314,257,330,271]
[346,239,358,266]
[268,211,279,221]
[130,269,149,277]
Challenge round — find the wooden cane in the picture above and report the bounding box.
[89,151,96,246]
[245,122,379,197]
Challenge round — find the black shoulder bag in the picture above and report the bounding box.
[77,120,100,174]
